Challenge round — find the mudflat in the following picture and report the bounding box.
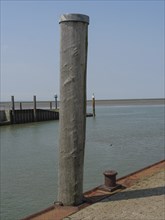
[87,98,165,106]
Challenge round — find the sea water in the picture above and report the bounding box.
[0,105,164,220]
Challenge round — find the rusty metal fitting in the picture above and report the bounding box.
[103,170,118,188]
[54,201,63,206]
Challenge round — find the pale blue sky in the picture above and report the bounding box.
[1,0,164,101]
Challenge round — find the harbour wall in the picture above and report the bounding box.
[0,110,8,122]
[0,109,59,125]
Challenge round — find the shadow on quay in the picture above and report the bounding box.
[101,186,165,202]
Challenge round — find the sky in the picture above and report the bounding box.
[0,0,164,101]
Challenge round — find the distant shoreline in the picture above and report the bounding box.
[0,98,164,110]
[87,98,165,106]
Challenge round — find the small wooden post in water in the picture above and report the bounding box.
[20,102,22,110]
[92,93,96,117]
[33,95,37,121]
[11,95,15,123]
[58,13,89,206]
[54,94,58,109]
[50,102,52,110]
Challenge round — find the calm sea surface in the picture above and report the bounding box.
[0,105,164,220]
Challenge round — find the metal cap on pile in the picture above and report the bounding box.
[59,13,89,24]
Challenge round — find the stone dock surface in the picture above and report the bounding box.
[22,160,165,220]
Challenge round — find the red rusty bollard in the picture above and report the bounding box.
[103,170,118,188]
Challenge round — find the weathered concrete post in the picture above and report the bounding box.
[11,95,15,123]
[58,13,89,205]
[33,95,37,121]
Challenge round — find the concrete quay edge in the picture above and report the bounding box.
[21,159,165,220]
